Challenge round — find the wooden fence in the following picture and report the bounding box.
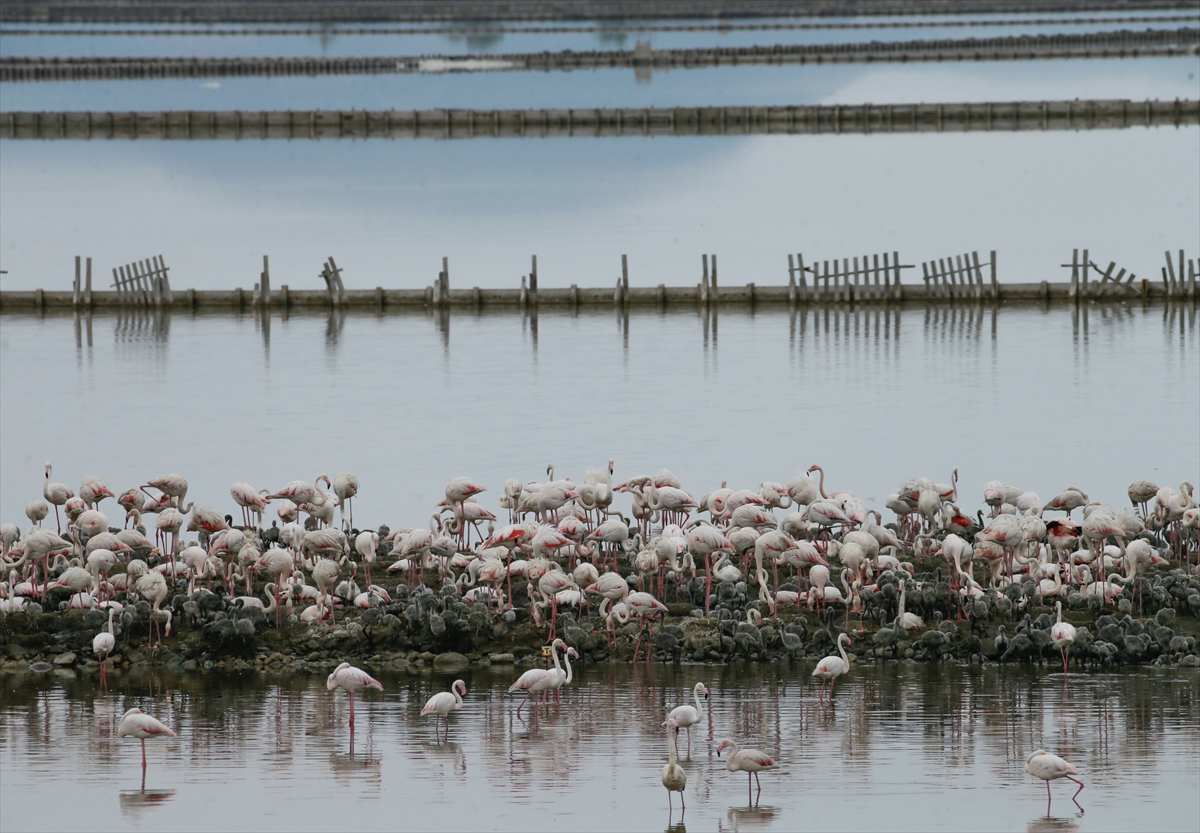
[111,255,172,307]
[921,251,998,300]
[790,252,913,303]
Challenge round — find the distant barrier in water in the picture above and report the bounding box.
[2,98,1196,142]
[2,28,1196,83]
[2,0,1198,25]
[4,249,1197,313]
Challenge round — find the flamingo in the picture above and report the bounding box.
[662,718,687,813]
[716,738,777,803]
[118,708,176,773]
[1050,600,1076,675]
[1044,487,1088,517]
[142,474,188,509]
[812,633,852,702]
[665,682,709,758]
[333,471,359,529]
[230,482,268,528]
[1025,750,1084,808]
[135,571,172,647]
[422,679,466,742]
[897,580,924,631]
[43,463,74,533]
[93,606,117,689]
[326,662,382,730]
[508,638,569,717]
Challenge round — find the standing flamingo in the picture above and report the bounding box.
[1025,750,1085,808]
[665,682,709,758]
[662,717,687,813]
[1050,600,1076,675]
[93,606,117,690]
[716,738,777,803]
[812,633,851,702]
[422,679,466,742]
[118,708,176,773]
[508,637,568,717]
[334,471,359,529]
[326,662,382,730]
[43,463,74,533]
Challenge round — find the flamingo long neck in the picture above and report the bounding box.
[562,651,574,684]
[550,642,564,676]
[667,724,679,768]
[453,681,464,707]
[263,584,277,614]
[107,606,116,634]
[898,584,906,617]
[724,740,739,769]
[813,466,830,499]
[693,685,705,718]
[838,635,849,666]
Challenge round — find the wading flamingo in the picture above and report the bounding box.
[1025,750,1084,808]
[118,708,176,773]
[716,738,777,803]
[422,679,466,742]
[665,682,709,758]
[1050,600,1076,676]
[812,633,851,702]
[326,662,382,730]
[662,718,687,813]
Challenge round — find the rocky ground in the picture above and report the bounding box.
[3,564,1199,679]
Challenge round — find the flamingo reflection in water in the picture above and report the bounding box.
[118,789,176,820]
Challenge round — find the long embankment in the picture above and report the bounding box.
[2,98,1196,144]
[3,28,1196,83]
[2,0,1197,25]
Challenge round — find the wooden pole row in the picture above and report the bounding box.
[1163,249,1200,300]
[1064,248,1145,301]
[3,99,1195,141]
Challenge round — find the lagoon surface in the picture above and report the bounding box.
[1,662,1197,833]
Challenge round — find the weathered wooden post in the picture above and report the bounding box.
[1081,248,1090,299]
[620,254,629,308]
[892,251,902,301]
[440,256,450,308]
[1069,249,1079,302]
[520,276,528,309]
[701,254,710,306]
[710,254,718,303]
[261,255,271,307]
[529,255,538,307]
[787,254,797,305]
[155,256,171,307]
[73,256,81,308]
[989,250,998,300]
[84,257,93,309]
[797,254,808,303]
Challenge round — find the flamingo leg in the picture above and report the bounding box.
[141,738,147,770]
[1067,776,1085,800]
[686,726,692,758]
[755,771,763,799]
[348,691,355,728]
[516,691,531,718]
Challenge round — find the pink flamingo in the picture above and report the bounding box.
[666,682,709,758]
[118,708,176,773]
[508,638,569,717]
[43,463,74,533]
[662,718,687,813]
[812,633,851,702]
[1025,750,1084,808]
[717,738,777,803]
[326,662,382,730]
[92,607,116,690]
[1050,600,1076,675]
[422,679,466,742]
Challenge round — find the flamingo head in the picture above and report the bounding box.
[699,683,710,699]
[716,739,729,757]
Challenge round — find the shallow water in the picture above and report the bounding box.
[0,303,1196,531]
[1,662,1197,832]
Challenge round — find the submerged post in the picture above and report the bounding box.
[710,253,719,302]
[701,254,710,305]
[990,250,997,299]
[73,256,81,307]
[621,254,629,307]
[530,255,538,307]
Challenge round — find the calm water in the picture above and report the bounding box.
[0,303,1196,531]
[1,663,1197,832]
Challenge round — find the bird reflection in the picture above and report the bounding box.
[721,804,778,831]
[665,819,687,833]
[1027,813,1082,833]
[118,788,175,819]
[421,740,467,775]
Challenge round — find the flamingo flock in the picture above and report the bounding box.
[0,461,1191,808]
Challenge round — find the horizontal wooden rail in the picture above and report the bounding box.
[2,99,1195,141]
